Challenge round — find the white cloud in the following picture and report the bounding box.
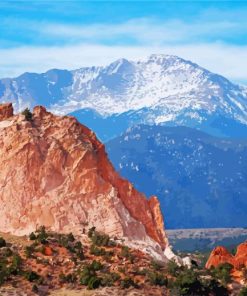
[0,43,247,85]
[1,14,247,84]
[41,18,245,45]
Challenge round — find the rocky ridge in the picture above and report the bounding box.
[0,103,170,261]
[206,242,247,270]
[1,54,247,139]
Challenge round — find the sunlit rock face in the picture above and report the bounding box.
[0,102,13,121]
[205,246,234,269]
[206,242,247,269]
[0,103,169,260]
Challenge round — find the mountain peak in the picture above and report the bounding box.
[107,58,133,74]
[147,53,181,61]
[144,54,194,67]
[1,54,247,134]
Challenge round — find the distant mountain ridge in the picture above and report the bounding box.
[106,125,247,229]
[1,54,247,139]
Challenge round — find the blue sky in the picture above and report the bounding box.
[1,1,247,84]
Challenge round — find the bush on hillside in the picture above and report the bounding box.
[239,286,247,296]
[148,271,168,286]
[0,237,6,248]
[22,108,33,121]
[211,262,233,286]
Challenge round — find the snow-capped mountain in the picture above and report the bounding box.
[106,125,247,229]
[1,54,247,139]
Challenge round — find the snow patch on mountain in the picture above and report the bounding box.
[1,54,247,136]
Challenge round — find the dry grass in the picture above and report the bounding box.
[50,288,94,296]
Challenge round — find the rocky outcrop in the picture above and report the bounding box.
[0,103,169,260]
[206,242,247,269]
[205,246,234,269]
[0,103,13,121]
[234,242,247,269]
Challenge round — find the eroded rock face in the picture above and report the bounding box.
[0,103,169,259]
[205,246,234,269]
[206,242,247,269]
[0,103,13,121]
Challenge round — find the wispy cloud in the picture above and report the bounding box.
[41,18,246,46]
[1,3,247,83]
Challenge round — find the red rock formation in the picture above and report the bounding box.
[206,242,247,270]
[0,103,169,259]
[234,241,247,269]
[205,246,234,269]
[0,103,13,121]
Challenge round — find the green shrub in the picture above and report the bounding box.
[120,277,137,289]
[91,260,103,271]
[202,278,228,296]
[151,260,163,271]
[87,276,101,290]
[0,261,9,285]
[91,232,110,247]
[67,232,75,242]
[36,226,48,244]
[242,267,247,283]
[76,249,85,260]
[0,237,6,248]
[59,272,77,283]
[132,267,148,276]
[40,245,46,255]
[74,241,83,250]
[171,268,205,296]
[103,251,114,262]
[101,272,120,287]
[22,108,32,121]
[58,233,77,251]
[167,259,181,276]
[57,234,66,246]
[118,267,126,274]
[120,246,134,263]
[32,284,39,294]
[29,232,37,241]
[148,271,168,286]
[25,271,40,282]
[88,227,116,247]
[25,245,35,258]
[90,244,106,256]
[2,247,12,257]
[88,227,96,238]
[211,263,233,286]
[80,260,103,289]
[239,287,247,296]
[9,254,22,275]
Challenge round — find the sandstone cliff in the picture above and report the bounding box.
[0,103,169,260]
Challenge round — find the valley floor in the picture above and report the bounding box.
[167,228,247,252]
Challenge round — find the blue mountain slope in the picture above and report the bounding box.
[0,69,72,110]
[70,108,150,142]
[106,125,247,229]
[71,107,247,142]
